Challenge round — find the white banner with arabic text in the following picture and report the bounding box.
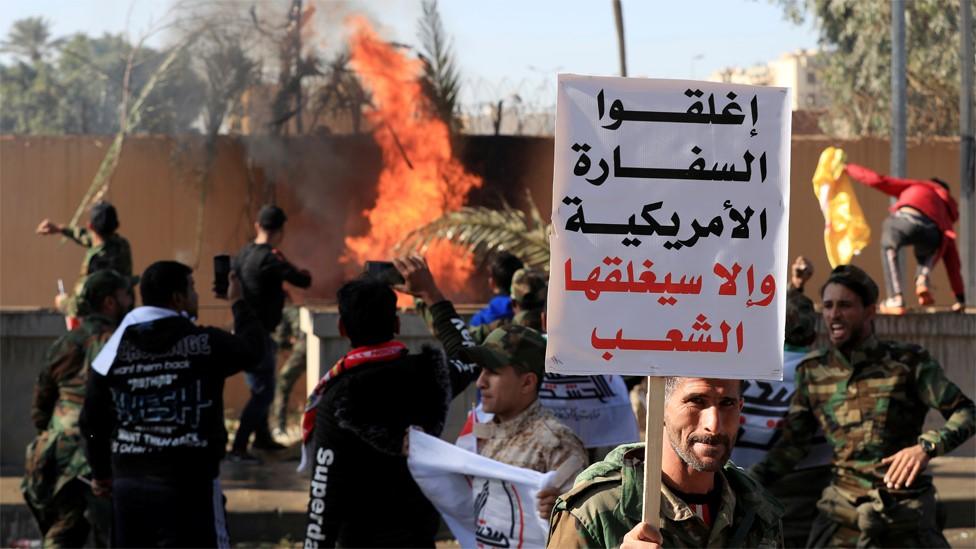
[407,430,553,549]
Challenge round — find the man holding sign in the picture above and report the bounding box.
[548,376,783,547]
[544,74,791,547]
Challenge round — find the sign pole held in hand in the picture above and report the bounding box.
[642,377,666,527]
[547,74,790,529]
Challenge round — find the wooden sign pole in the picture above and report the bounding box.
[642,376,666,528]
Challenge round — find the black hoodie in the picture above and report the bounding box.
[304,345,451,548]
[80,301,264,481]
[235,242,312,332]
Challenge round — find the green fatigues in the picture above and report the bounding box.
[23,314,116,547]
[416,300,542,345]
[548,443,784,548]
[751,336,975,547]
[60,227,133,317]
[273,306,306,432]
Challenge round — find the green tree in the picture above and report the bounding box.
[417,0,462,132]
[0,18,205,135]
[0,62,65,133]
[775,0,974,137]
[0,17,60,63]
[395,191,551,271]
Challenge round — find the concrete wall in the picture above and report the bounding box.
[0,306,302,470]
[0,135,965,312]
[1,309,66,471]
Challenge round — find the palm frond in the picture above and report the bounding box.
[394,196,551,271]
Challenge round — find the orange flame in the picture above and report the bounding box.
[343,16,482,303]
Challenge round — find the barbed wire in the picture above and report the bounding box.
[457,74,556,136]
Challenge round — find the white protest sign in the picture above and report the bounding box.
[407,430,553,549]
[547,75,790,380]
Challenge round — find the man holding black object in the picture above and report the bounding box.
[302,276,449,548]
[231,205,312,460]
[80,261,265,547]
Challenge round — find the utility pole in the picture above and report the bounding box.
[961,0,975,306]
[613,0,628,77]
[891,0,906,179]
[890,0,907,298]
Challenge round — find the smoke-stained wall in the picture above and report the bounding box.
[0,134,964,316]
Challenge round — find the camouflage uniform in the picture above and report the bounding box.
[60,226,133,317]
[23,312,117,547]
[416,268,546,345]
[548,443,784,548]
[24,270,126,546]
[477,399,587,477]
[465,326,587,482]
[751,336,975,547]
[273,305,306,432]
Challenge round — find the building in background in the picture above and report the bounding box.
[709,49,828,113]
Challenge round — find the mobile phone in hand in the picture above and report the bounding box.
[213,255,231,298]
[364,260,405,286]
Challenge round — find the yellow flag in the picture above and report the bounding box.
[812,147,871,267]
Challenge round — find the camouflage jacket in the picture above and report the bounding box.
[751,336,975,496]
[273,304,304,350]
[23,314,116,507]
[61,227,132,316]
[416,298,542,343]
[61,226,133,278]
[415,299,544,397]
[478,400,586,482]
[549,444,784,548]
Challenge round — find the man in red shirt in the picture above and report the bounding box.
[845,163,965,314]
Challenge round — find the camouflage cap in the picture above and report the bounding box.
[510,268,548,310]
[77,269,130,316]
[822,264,879,306]
[464,324,546,380]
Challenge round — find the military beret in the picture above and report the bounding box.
[822,264,879,306]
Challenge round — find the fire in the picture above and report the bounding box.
[343,16,482,303]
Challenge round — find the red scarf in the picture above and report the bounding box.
[301,340,408,444]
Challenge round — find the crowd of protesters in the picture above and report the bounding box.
[23,198,974,548]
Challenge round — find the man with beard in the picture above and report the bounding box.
[547,377,783,548]
[751,264,975,547]
[23,270,133,547]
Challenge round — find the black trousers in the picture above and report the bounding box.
[112,476,229,548]
[880,210,942,298]
[233,334,277,450]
